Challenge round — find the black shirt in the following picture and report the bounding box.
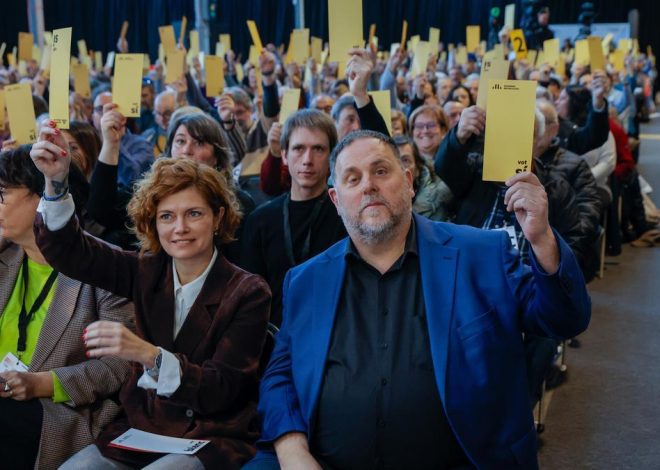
[311,221,469,470]
[239,191,347,326]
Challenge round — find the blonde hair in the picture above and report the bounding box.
[127,158,241,254]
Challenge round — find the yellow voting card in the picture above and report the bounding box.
[543,38,560,67]
[189,30,200,55]
[510,29,527,60]
[526,49,538,66]
[280,88,301,124]
[410,35,420,53]
[401,20,408,50]
[610,49,625,72]
[429,27,440,55]
[165,49,185,83]
[246,20,264,52]
[77,39,88,60]
[455,46,468,65]
[8,47,17,68]
[113,54,143,117]
[95,51,103,71]
[220,34,231,53]
[574,39,589,65]
[0,90,5,130]
[106,51,115,69]
[476,57,510,110]
[255,66,263,96]
[205,55,224,97]
[179,16,187,46]
[412,41,429,76]
[369,90,392,136]
[588,36,605,71]
[368,24,376,47]
[18,32,33,61]
[72,63,91,98]
[49,27,72,129]
[159,26,177,52]
[505,4,516,29]
[328,0,363,66]
[618,38,632,53]
[235,62,244,82]
[493,43,505,59]
[215,42,225,58]
[311,36,323,63]
[32,44,41,64]
[466,26,480,53]
[289,29,310,64]
[483,80,536,182]
[249,45,259,66]
[5,83,37,144]
[43,31,53,46]
[602,33,613,53]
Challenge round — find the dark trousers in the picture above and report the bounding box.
[0,398,43,470]
[524,335,559,408]
[620,169,651,240]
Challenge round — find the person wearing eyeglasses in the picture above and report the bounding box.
[0,145,135,470]
[409,105,450,163]
[142,90,176,158]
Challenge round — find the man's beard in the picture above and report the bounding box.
[337,192,411,245]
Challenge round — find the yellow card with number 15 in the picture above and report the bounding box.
[49,27,72,129]
[483,80,537,182]
[113,54,143,117]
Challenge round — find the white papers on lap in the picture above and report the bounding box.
[109,428,210,454]
[0,352,29,373]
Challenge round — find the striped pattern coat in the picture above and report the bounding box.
[0,239,135,470]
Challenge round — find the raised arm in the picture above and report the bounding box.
[30,120,140,301]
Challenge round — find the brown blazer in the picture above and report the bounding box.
[0,239,135,470]
[35,214,271,469]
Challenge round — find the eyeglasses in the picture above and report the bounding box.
[0,186,5,204]
[155,110,173,119]
[93,105,104,114]
[413,122,439,132]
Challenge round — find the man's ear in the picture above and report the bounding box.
[281,149,288,166]
[404,168,415,197]
[328,187,339,208]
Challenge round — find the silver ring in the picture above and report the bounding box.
[3,383,10,393]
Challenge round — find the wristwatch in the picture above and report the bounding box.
[146,348,163,378]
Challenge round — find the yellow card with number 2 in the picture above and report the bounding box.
[483,80,537,182]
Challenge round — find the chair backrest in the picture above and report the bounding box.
[259,322,280,377]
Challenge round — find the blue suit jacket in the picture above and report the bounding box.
[255,215,591,469]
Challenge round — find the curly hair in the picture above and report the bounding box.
[127,158,241,254]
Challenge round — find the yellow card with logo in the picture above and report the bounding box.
[510,29,527,60]
[49,27,72,129]
[328,0,363,67]
[113,54,143,117]
[477,57,510,110]
[483,80,536,182]
[279,88,301,124]
[205,55,224,97]
[5,83,37,144]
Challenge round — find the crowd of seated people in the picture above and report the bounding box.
[0,15,658,469]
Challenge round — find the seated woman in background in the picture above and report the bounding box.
[62,120,102,180]
[30,124,271,469]
[0,145,134,470]
[394,134,454,221]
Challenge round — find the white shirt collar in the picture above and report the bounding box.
[173,248,218,308]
